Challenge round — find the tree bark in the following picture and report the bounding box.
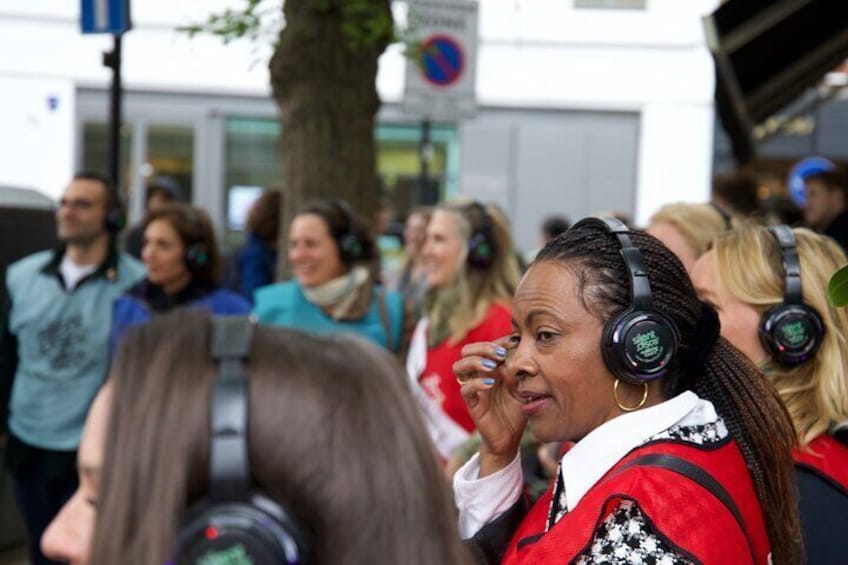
[269,0,392,278]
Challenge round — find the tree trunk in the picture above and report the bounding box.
[269,0,392,278]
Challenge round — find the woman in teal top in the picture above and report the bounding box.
[253,199,407,354]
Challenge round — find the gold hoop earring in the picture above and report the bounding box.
[614,379,648,412]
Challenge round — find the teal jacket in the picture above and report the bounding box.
[253,280,404,352]
[2,248,145,450]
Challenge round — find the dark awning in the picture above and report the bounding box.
[704,0,848,164]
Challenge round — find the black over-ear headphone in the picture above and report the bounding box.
[573,217,680,385]
[758,225,825,366]
[182,207,210,270]
[104,186,126,233]
[331,200,365,263]
[176,316,309,565]
[466,202,496,269]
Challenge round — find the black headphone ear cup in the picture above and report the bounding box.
[104,208,126,233]
[467,232,494,269]
[177,496,307,565]
[185,244,210,270]
[338,233,363,263]
[602,309,679,385]
[759,304,824,366]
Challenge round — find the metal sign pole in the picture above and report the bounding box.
[419,118,434,205]
[103,33,123,189]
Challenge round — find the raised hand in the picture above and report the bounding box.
[453,336,526,477]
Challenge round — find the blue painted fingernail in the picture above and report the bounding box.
[481,359,498,370]
[483,378,496,386]
[494,346,507,358]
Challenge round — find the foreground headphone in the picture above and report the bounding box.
[575,217,680,385]
[176,317,309,565]
[466,202,496,269]
[332,200,365,263]
[759,226,824,366]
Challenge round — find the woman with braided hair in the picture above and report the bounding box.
[452,218,800,564]
[691,225,848,563]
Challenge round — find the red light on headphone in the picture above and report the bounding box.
[205,527,219,540]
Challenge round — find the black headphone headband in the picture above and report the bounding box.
[768,225,803,304]
[572,217,653,310]
[709,202,733,231]
[209,316,254,501]
[176,317,308,565]
[571,217,680,385]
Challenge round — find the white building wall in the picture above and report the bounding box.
[0,0,720,224]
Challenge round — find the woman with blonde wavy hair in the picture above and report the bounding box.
[691,225,848,563]
[406,201,521,462]
[647,201,741,273]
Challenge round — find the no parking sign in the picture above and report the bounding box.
[403,0,478,121]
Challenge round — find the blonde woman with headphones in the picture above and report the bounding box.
[406,201,522,462]
[691,225,848,563]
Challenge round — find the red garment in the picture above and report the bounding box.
[503,439,771,564]
[794,435,848,495]
[418,302,512,432]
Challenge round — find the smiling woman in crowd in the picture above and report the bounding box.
[452,218,800,564]
[253,199,408,354]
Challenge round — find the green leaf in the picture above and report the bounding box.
[827,264,848,306]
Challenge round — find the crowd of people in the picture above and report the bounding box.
[1,163,848,564]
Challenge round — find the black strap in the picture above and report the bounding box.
[208,316,254,502]
[620,453,757,564]
[768,225,803,305]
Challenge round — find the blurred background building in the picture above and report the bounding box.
[1,0,845,254]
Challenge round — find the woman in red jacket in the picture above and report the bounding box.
[692,225,848,564]
[406,201,521,462]
[453,218,800,564]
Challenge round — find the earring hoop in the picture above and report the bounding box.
[614,379,648,412]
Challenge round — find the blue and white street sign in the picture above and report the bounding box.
[81,0,131,35]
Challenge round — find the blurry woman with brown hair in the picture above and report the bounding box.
[254,199,408,354]
[42,312,473,564]
[109,204,250,352]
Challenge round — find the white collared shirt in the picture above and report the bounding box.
[453,391,722,539]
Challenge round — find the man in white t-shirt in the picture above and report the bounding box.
[0,172,144,564]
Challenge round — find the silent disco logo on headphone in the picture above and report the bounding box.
[198,544,254,565]
[780,321,808,347]
[632,330,663,363]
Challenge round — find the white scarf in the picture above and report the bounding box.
[303,265,369,309]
